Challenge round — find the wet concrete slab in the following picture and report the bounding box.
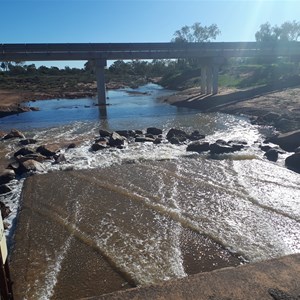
[93,254,300,300]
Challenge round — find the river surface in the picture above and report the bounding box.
[1,84,299,299]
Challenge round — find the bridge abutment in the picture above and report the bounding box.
[95,59,107,105]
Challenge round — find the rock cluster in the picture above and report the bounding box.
[1,126,300,222]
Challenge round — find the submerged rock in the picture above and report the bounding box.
[189,130,205,141]
[285,153,300,173]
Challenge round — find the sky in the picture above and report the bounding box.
[1,0,299,68]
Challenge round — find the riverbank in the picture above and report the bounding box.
[163,83,300,133]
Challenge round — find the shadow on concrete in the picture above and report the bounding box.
[175,75,300,111]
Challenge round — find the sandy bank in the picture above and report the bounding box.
[163,84,300,133]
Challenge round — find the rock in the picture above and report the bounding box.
[0,169,15,184]
[0,201,11,219]
[262,112,281,123]
[53,154,66,164]
[294,146,300,153]
[135,136,155,143]
[36,145,60,157]
[187,141,210,153]
[67,143,76,149]
[153,138,163,144]
[116,130,135,138]
[3,129,25,140]
[0,131,6,138]
[146,127,162,135]
[91,142,107,151]
[14,147,36,157]
[19,138,37,145]
[189,131,205,141]
[259,144,273,152]
[16,153,47,163]
[210,142,237,154]
[0,184,12,194]
[264,149,279,162]
[99,129,111,137]
[168,137,182,145]
[19,159,46,173]
[135,130,144,135]
[285,153,300,173]
[166,128,188,143]
[269,130,300,152]
[30,106,40,111]
[145,134,155,139]
[108,132,126,147]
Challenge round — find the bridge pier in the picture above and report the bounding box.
[201,64,219,95]
[95,59,107,105]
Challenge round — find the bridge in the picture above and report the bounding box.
[1,42,300,104]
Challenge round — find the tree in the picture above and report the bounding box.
[255,21,300,42]
[172,22,221,43]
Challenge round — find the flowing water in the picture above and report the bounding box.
[1,84,299,299]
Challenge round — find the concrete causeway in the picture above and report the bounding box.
[92,254,300,300]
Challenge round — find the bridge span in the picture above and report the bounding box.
[1,42,300,104]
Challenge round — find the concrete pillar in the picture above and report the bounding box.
[212,65,219,95]
[201,66,206,94]
[206,66,212,94]
[95,59,107,105]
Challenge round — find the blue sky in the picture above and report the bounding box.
[1,0,299,68]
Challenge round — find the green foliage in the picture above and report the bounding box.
[255,20,300,42]
[172,22,221,43]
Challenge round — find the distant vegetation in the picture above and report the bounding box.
[0,21,300,94]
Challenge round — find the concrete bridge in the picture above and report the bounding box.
[1,42,300,104]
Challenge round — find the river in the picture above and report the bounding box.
[1,84,299,299]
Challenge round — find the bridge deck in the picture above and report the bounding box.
[1,42,300,61]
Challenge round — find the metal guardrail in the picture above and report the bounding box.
[0,42,300,61]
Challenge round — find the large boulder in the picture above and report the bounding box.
[19,159,46,173]
[166,128,188,143]
[268,130,300,152]
[0,169,15,185]
[36,145,60,157]
[3,129,25,140]
[108,132,126,147]
[285,153,300,173]
[99,129,111,138]
[187,141,210,153]
[14,147,36,157]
